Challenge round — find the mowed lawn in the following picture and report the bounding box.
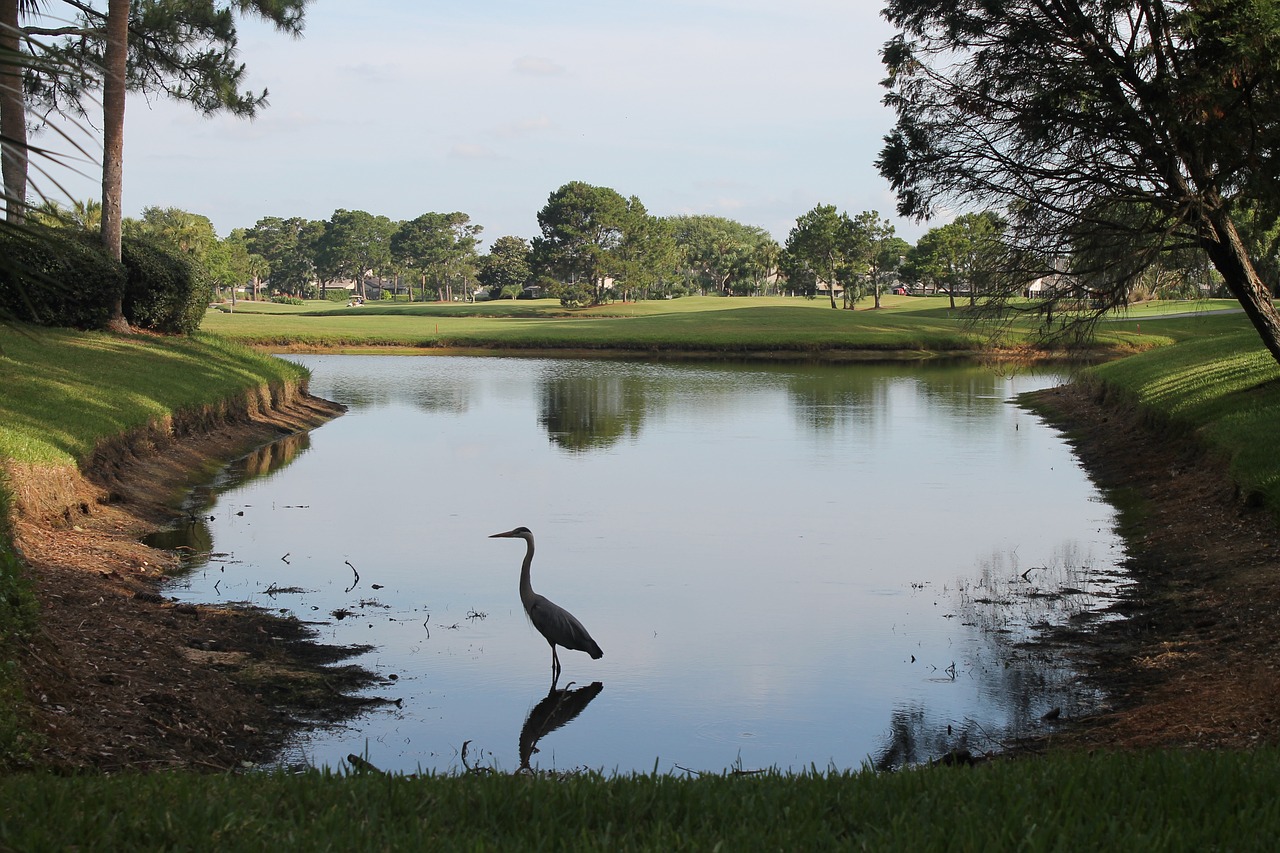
[202,294,1212,352]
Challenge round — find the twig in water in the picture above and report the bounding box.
[281,552,290,564]
[460,740,492,775]
[345,559,360,593]
[673,764,706,778]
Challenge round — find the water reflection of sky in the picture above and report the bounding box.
[160,356,1127,774]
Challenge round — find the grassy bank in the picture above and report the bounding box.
[0,326,308,466]
[0,325,314,767]
[3,750,1279,849]
[1080,327,1280,513]
[202,294,1212,354]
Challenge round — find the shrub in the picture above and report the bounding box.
[270,296,304,306]
[0,225,125,329]
[120,236,213,335]
[549,280,596,308]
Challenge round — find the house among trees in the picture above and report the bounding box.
[1023,274,1071,299]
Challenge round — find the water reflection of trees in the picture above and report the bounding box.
[237,431,311,479]
[782,363,1039,435]
[323,374,473,414]
[872,543,1126,769]
[785,372,884,433]
[531,361,1054,450]
[518,681,604,772]
[538,373,648,452]
[911,364,1030,427]
[148,431,316,566]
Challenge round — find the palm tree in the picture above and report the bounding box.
[1,0,46,224]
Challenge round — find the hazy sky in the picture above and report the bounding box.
[43,1,922,247]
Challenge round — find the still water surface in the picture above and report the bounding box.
[161,355,1127,774]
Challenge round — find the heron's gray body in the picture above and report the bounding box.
[492,526,602,681]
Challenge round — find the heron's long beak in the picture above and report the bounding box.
[489,530,517,538]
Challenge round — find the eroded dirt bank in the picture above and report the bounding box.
[1029,382,1280,750]
[7,387,383,772]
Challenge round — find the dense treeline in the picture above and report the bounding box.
[20,178,1237,318]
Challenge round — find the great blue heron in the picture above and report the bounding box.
[489,526,603,682]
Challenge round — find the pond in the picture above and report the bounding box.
[158,355,1128,775]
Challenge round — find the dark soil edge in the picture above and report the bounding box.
[6,383,390,773]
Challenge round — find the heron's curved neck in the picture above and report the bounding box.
[518,536,536,603]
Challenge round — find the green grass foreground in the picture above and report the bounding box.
[3,751,1279,850]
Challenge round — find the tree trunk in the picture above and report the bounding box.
[1205,211,1280,367]
[0,0,27,224]
[101,0,130,332]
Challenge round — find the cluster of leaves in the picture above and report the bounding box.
[120,234,213,334]
[877,0,1280,363]
[667,215,778,297]
[27,1,310,125]
[781,206,907,309]
[532,183,794,307]
[0,224,209,333]
[0,225,125,329]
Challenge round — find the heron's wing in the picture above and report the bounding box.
[528,595,603,658]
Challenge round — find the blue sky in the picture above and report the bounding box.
[46,1,922,247]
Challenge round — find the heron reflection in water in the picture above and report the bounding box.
[489,526,603,684]
[519,681,604,772]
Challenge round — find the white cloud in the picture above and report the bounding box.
[493,115,554,139]
[449,143,502,161]
[512,56,567,77]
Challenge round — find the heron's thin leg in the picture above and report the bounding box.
[551,645,561,684]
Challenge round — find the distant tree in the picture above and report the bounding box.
[478,235,532,299]
[745,238,782,296]
[245,216,323,297]
[782,204,856,309]
[129,206,217,255]
[907,213,1005,310]
[316,209,395,300]
[667,215,779,296]
[532,181,630,305]
[391,212,482,301]
[877,0,1280,362]
[123,205,238,298]
[28,198,102,231]
[614,197,676,301]
[846,211,900,309]
[204,231,252,299]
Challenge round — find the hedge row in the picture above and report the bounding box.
[0,226,211,334]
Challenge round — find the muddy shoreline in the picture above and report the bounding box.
[1024,382,1280,750]
[8,373,1278,772]
[8,388,387,772]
